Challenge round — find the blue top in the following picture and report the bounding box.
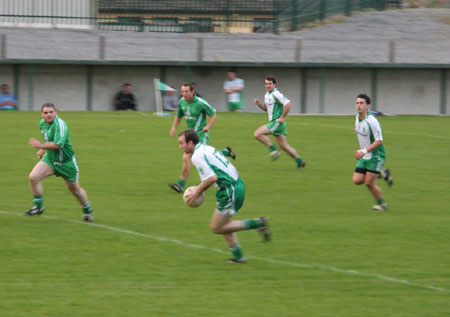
[0,93,17,110]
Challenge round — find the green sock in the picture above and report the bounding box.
[376,198,385,205]
[177,179,185,189]
[220,148,230,157]
[243,219,260,229]
[82,202,93,214]
[231,244,244,260]
[269,144,277,152]
[295,157,303,165]
[33,195,43,209]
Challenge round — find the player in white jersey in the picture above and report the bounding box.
[353,94,393,211]
[223,69,244,112]
[253,75,305,169]
[178,129,271,263]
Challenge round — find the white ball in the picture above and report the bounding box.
[183,186,204,207]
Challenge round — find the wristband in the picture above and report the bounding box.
[361,149,368,154]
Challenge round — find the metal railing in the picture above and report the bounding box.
[0,0,97,29]
[0,0,398,33]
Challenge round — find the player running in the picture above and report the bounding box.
[352,94,393,211]
[253,75,305,169]
[179,129,270,263]
[25,103,94,221]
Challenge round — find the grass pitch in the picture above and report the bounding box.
[0,111,449,316]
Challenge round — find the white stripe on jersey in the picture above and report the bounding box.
[73,156,80,182]
[194,112,204,132]
[196,96,216,114]
[57,118,65,162]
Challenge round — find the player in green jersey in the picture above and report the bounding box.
[25,103,94,221]
[353,94,393,211]
[253,75,305,169]
[179,129,270,263]
[169,83,235,193]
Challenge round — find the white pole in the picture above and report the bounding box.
[153,78,163,115]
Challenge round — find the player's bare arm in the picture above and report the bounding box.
[355,140,383,159]
[36,148,45,159]
[186,175,217,204]
[277,102,292,123]
[203,113,217,132]
[254,98,267,111]
[170,116,182,137]
[29,138,61,150]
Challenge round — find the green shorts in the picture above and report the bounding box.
[42,155,79,182]
[355,156,385,174]
[216,177,245,216]
[197,131,210,145]
[227,101,243,111]
[265,120,287,136]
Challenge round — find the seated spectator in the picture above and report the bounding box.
[162,89,178,111]
[115,83,137,111]
[0,84,18,111]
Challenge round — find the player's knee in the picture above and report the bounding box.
[29,173,39,184]
[253,131,260,139]
[352,177,363,185]
[364,181,374,188]
[210,223,223,234]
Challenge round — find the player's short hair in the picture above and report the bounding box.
[41,103,56,111]
[356,94,371,105]
[179,129,199,145]
[123,83,131,87]
[265,75,277,84]
[182,82,195,92]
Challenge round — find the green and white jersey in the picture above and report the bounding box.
[177,95,216,133]
[40,115,75,163]
[224,78,244,103]
[264,88,290,122]
[192,143,239,187]
[355,114,386,159]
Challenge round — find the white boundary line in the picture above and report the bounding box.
[232,118,450,140]
[32,113,448,140]
[1,210,447,293]
[298,122,450,140]
[10,113,447,139]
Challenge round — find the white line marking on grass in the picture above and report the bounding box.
[230,119,449,140]
[298,122,450,140]
[2,210,447,293]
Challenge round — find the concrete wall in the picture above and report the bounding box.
[0,64,447,115]
[17,65,88,111]
[378,69,442,115]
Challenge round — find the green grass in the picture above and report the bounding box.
[1,111,449,316]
